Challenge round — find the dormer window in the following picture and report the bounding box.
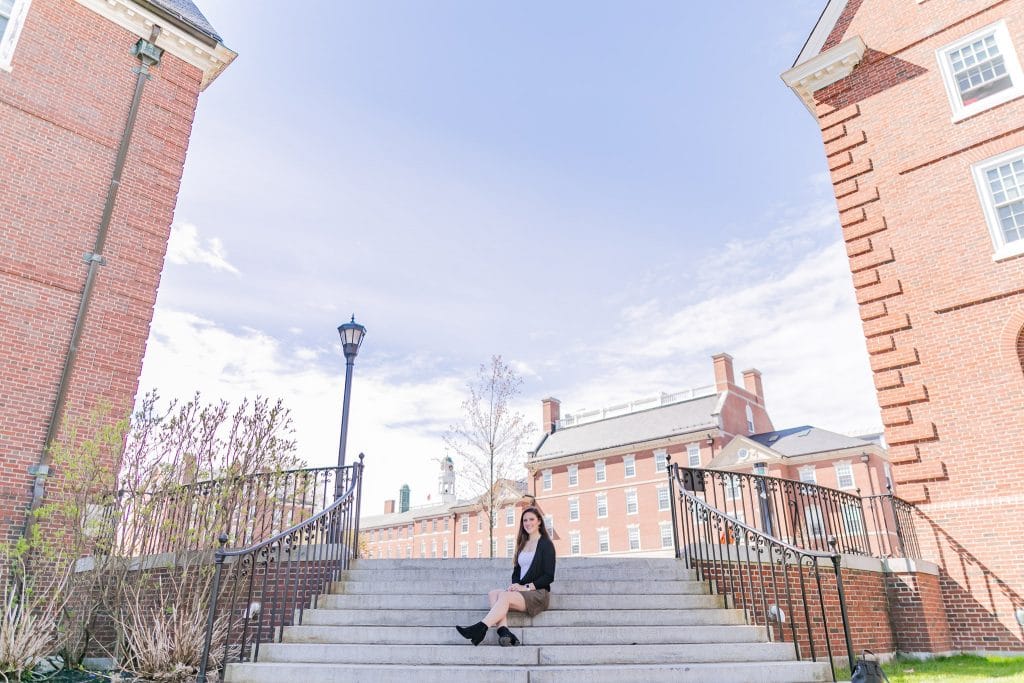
[938,21,1024,120]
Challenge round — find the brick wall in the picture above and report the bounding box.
[0,0,204,541]
[792,0,1024,650]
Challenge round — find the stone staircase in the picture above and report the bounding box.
[224,557,832,682]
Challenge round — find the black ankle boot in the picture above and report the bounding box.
[496,626,520,647]
[456,621,488,646]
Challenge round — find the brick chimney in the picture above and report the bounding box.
[384,499,395,514]
[542,397,561,434]
[742,368,764,404]
[712,353,735,391]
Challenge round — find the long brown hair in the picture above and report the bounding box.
[514,506,549,566]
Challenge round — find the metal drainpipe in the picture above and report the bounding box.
[26,27,165,530]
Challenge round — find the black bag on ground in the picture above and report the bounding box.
[851,650,890,683]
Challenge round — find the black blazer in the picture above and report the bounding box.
[511,535,556,591]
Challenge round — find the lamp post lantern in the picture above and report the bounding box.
[336,315,366,473]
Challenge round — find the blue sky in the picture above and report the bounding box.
[138,1,882,511]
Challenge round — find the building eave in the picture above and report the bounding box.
[782,35,866,115]
[74,0,236,90]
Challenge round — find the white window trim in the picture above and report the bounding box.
[0,0,32,72]
[972,144,1024,261]
[542,469,552,491]
[834,460,856,490]
[461,516,468,534]
[597,527,610,553]
[625,488,639,515]
[745,404,755,433]
[505,506,514,527]
[657,484,670,511]
[659,520,673,548]
[568,464,579,487]
[937,21,1024,122]
[460,541,469,558]
[654,448,668,473]
[595,459,606,483]
[798,465,818,485]
[687,443,701,467]
[568,496,580,522]
[627,524,641,551]
[596,492,608,519]
[623,454,636,478]
[569,531,581,555]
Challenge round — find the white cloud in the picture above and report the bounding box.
[166,222,240,275]
[137,308,467,514]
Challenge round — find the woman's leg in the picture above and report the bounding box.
[487,589,507,628]
[482,590,527,628]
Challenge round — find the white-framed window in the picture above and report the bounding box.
[597,528,610,553]
[568,496,580,522]
[746,404,755,433]
[973,146,1024,260]
[805,506,825,537]
[542,469,552,491]
[843,505,865,536]
[596,492,608,519]
[460,541,469,558]
[657,485,670,511]
[799,466,817,485]
[938,21,1024,121]
[432,519,437,532]
[834,461,856,490]
[595,459,606,482]
[476,540,483,558]
[544,514,555,533]
[0,0,32,72]
[442,540,449,559]
[388,527,393,539]
[444,517,449,531]
[406,545,413,559]
[505,535,514,558]
[884,463,893,491]
[431,539,437,558]
[568,464,579,487]
[659,521,673,548]
[569,531,581,555]
[420,540,426,557]
[687,443,701,467]
[624,455,636,478]
[654,449,668,473]
[625,488,638,515]
[461,515,469,533]
[477,513,483,532]
[491,538,497,557]
[725,474,742,500]
[753,462,768,476]
[627,524,641,551]
[505,506,514,526]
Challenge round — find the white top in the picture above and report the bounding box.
[517,549,536,575]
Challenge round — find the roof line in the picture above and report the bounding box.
[793,0,850,67]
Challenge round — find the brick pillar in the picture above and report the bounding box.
[741,368,764,404]
[542,397,561,434]
[712,353,735,391]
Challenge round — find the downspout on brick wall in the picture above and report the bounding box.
[27,26,165,532]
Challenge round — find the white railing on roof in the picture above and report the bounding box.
[556,384,717,429]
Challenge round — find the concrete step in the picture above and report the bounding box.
[331,579,708,595]
[281,624,770,645]
[339,567,697,581]
[225,661,832,683]
[349,558,686,571]
[299,607,748,627]
[255,642,801,666]
[316,593,724,611]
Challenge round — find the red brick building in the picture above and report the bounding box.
[783,0,1024,650]
[0,0,233,541]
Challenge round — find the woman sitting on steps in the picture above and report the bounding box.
[456,506,556,646]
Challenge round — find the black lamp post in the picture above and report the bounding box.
[336,315,366,472]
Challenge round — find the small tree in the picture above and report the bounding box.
[444,356,534,557]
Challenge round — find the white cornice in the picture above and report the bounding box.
[782,35,866,115]
[74,0,236,91]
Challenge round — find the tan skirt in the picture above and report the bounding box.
[521,588,550,617]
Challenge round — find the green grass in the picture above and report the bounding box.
[835,654,1024,682]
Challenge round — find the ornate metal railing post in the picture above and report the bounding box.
[197,533,228,683]
[667,457,681,560]
[353,453,365,559]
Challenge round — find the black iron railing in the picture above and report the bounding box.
[675,465,920,559]
[196,454,364,682]
[669,462,855,681]
[106,466,343,556]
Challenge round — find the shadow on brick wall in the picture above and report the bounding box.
[815,49,928,110]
